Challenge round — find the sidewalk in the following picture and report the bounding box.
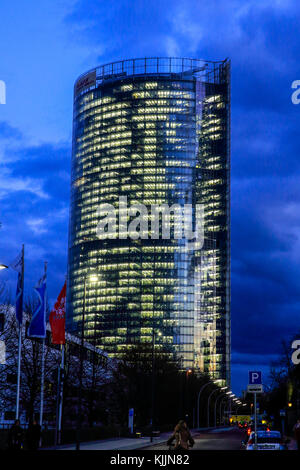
[50,432,171,451]
[288,438,298,450]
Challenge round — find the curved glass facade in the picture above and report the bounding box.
[67,58,231,383]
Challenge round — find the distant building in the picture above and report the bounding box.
[67,57,231,384]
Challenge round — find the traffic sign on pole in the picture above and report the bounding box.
[248,371,262,385]
[248,371,263,450]
[128,408,134,434]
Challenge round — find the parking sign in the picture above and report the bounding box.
[249,371,262,385]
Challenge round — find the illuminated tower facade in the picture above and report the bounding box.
[67,58,231,384]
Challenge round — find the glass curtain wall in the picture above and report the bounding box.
[67,58,230,383]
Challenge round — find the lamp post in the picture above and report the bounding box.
[75,272,98,450]
[76,274,87,451]
[207,387,227,427]
[219,395,230,425]
[184,368,193,424]
[150,328,161,442]
[77,272,99,450]
[223,397,234,424]
[197,381,215,429]
[1,247,24,422]
[214,391,227,427]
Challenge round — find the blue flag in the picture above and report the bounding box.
[10,248,24,325]
[28,271,47,338]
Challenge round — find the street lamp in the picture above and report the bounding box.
[150,328,162,442]
[0,264,8,270]
[207,387,226,427]
[184,368,193,425]
[219,395,230,425]
[224,397,235,424]
[197,381,218,429]
[214,388,228,427]
[76,272,98,451]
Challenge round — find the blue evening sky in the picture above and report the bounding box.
[0,0,300,394]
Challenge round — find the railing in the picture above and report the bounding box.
[74,57,229,93]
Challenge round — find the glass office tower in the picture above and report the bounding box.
[67,58,231,384]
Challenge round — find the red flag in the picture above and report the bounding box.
[49,281,66,344]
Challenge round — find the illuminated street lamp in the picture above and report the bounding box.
[76,272,98,450]
[197,381,218,428]
[150,328,162,442]
[214,388,228,427]
[219,395,230,425]
[0,264,8,270]
[207,387,227,427]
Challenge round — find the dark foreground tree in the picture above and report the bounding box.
[110,342,211,430]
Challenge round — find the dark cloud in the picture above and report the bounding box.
[7,143,71,202]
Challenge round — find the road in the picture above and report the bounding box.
[56,428,244,450]
[144,427,244,450]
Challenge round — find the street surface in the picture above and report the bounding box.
[57,428,244,450]
[53,427,297,450]
[144,427,244,450]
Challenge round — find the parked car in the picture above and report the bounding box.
[246,423,270,438]
[244,430,289,450]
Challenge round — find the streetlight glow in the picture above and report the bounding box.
[0,264,8,271]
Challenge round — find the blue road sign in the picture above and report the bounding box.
[249,371,262,385]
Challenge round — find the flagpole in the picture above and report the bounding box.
[39,261,47,431]
[50,279,67,448]
[15,244,24,420]
[40,339,45,427]
[58,344,65,444]
[16,325,22,419]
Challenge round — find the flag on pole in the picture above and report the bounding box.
[10,247,24,325]
[49,281,66,345]
[28,269,47,338]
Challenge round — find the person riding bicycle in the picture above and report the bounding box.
[167,420,195,450]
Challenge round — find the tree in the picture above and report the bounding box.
[61,340,114,427]
[109,342,210,430]
[0,298,113,427]
[0,300,60,423]
[258,335,300,431]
